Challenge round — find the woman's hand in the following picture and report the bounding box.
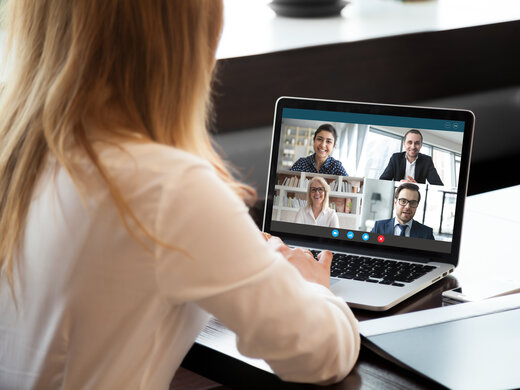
[265,235,332,289]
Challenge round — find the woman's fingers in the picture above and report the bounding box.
[316,250,332,268]
[264,235,332,288]
[286,248,331,289]
[266,236,291,256]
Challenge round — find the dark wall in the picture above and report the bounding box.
[211,20,520,195]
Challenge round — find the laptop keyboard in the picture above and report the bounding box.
[310,250,437,287]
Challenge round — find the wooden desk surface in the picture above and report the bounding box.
[181,185,520,389]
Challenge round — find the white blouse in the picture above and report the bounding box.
[0,141,359,389]
[295,206,340,228]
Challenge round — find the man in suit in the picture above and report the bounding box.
[379,129,444,185]
[371,183,435,240]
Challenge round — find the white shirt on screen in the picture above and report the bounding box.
[393,219,413,237]
[295,206,340,228]
[405,158,417,181]
[0,140,359,389]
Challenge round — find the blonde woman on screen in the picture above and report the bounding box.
[0,1,359,388]
[295,177,340,228]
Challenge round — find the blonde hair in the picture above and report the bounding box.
[306,176,330,212]
[0,0,256,293]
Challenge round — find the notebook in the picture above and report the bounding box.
[262,97,475,311]
[359,293,520,389]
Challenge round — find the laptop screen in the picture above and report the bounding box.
[263,97,474,265]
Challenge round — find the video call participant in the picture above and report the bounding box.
[371,183,435,240]
[379,129,444,185]
[291,124,348,176]
[295,177,340,228]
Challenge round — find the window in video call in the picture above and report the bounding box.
[269,108,466,254]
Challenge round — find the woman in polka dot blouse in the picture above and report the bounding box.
[290,124,348,176]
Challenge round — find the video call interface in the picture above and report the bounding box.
[268,107,466,254]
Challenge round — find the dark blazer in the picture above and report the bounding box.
[379,152,444,185]
[371,218,435,240]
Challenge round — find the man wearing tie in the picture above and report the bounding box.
[379,129,444,185]
[371,183,435,240]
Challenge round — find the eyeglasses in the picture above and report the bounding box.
[310,187,325,194]
[397,198,419,208]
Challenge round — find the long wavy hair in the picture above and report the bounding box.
[0,0,256,295]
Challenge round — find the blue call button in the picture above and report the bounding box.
[347,231,354,239]
[362,233,370,241]
[332,229,339,237]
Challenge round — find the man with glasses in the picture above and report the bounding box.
[371,183,435,240]
[379,129,444,186]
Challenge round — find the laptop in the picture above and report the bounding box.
[262,97,475,311]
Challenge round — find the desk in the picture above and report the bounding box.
[180,185,520,389]
[218,0,520,59]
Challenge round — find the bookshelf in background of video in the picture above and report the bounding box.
[273,170,364,230]
[280,125,315,168]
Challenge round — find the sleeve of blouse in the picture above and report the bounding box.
[294,207,305,224]
[153,163,360,385]
[290,158,302,171]
[337,161,348,176]
[330,211,340,228]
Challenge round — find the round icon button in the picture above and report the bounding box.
[332,229,339,237]
[347,231,354,239]
[378,235,385,243]
[362,233,369,241]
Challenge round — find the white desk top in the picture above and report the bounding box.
[218,0,520,59]
[455,185,520,286]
